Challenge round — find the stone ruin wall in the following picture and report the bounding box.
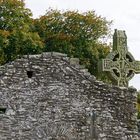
[0,52,138,140]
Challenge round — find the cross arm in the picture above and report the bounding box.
[129,61,140,73]
[102,59,119,72]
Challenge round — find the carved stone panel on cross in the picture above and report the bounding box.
[99,29,140,87]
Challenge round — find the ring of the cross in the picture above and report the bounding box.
[108,51,135,82]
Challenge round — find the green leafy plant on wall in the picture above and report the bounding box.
[137,91,140,119]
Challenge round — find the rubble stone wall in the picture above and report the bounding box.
[0,52,138,140]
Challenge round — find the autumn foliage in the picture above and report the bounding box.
[33,9,111,76]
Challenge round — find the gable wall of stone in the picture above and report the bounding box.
[0,52,138,140]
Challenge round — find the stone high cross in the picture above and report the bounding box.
[99,29,140,87]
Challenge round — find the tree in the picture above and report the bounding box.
[33,9,111,77]
[0,0,44,65]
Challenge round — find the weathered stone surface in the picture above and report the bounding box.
[99,29,140,87]
[0,52,138,140]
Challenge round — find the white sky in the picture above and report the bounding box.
[25,0,140,90]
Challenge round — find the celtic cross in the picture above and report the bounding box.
[99,29,140,87]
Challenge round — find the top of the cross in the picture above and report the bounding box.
[113,29,128,51]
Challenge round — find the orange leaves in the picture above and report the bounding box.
[0,29,10,37]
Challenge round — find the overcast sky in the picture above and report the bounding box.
[25,0,140,90]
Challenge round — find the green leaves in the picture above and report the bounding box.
[0,0,32,31]
[0,0,44,65]
[3,31,43,62]
[137,91,140,119]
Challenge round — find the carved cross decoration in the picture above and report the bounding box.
[99,29,140,87]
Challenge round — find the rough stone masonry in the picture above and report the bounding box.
[0,52,138,140]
